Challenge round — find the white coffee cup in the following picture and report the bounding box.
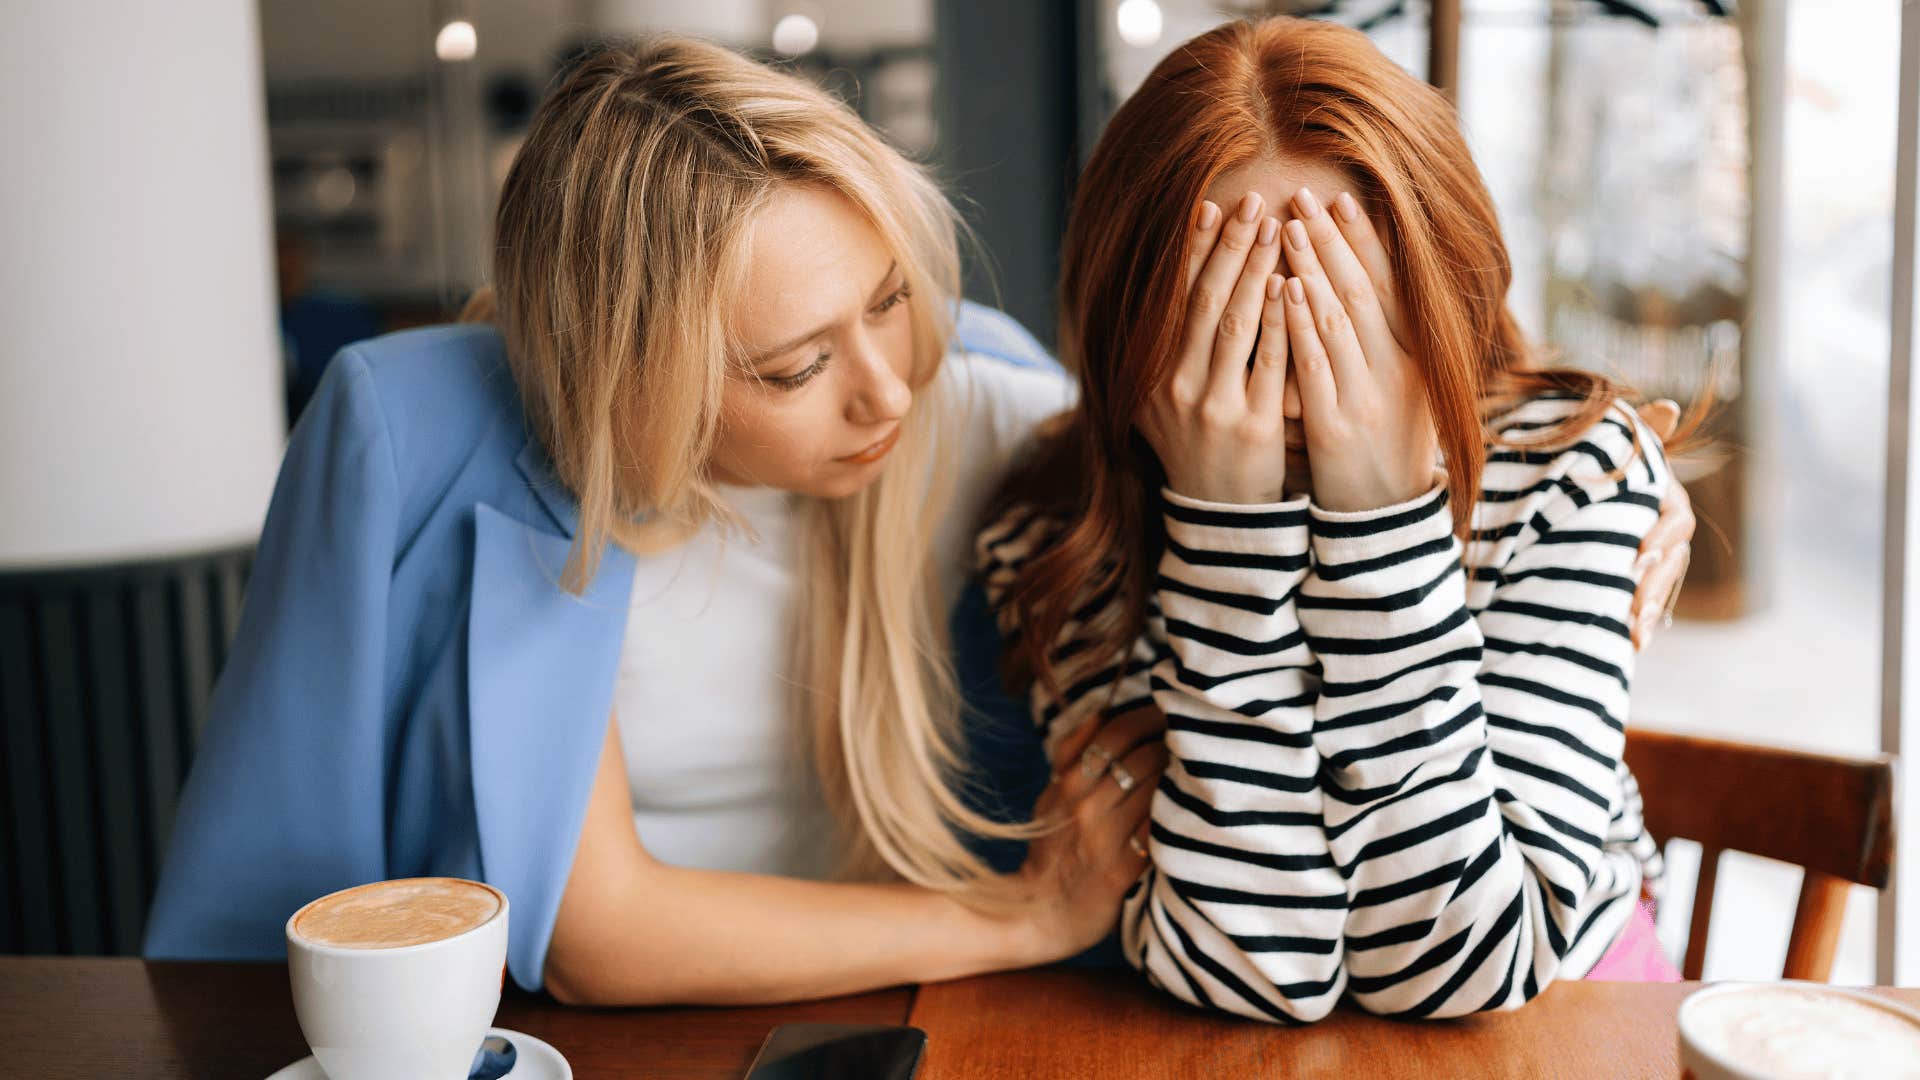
[285,877,509,1080]
[1678,982,1920,1080]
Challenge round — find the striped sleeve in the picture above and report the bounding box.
[1118,491,1347,1023]
[973,493,1345,1023]
[974,504,1156,759]
[1299,404,1666,1018]
[973,400,1666,1024]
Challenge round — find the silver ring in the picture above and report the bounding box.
[1079,742,1116,779]
[1108,760,1137,794]
[1128,835,1148,858]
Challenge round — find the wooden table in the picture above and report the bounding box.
[0,958,908,1079]
[910,971,1920,1079]
[5,958,1919,1079]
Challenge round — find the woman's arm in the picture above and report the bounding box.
[1273,187,1667,1016]
[1295,414,1663,1017]
[145,351,400,960]
[1012,192,1343,1024]
[543,715,1151,1006]
[1012,436,1657,1023]
[979,489,1345,1024]
[1125,492,1348,1023]
[978,196,1347,1022]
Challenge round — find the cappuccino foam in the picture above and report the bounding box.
[1687,986,1920,1080]
[293,878,500,950]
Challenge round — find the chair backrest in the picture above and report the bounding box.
[1622,726,1896,982]
[0,546,251,956]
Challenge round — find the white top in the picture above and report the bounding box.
[613,351,1074,876]
[979,395,1671,1021]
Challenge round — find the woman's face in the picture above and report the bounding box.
[715,183,916,498]
[1201,154,1361,495]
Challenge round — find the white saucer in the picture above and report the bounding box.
[264,1028,571,1080]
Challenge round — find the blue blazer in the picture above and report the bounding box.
[143,304,1062,990]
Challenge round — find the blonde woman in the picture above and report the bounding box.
[143,36,1160,1005]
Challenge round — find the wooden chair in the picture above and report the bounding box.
[1622,727,1896,982]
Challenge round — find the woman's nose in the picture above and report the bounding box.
[1283,374,1302,420]
[845,339,912,424]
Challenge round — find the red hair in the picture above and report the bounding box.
[993,16,1675,698]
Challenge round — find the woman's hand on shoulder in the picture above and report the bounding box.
[1009,706,1168,963]
[1137,193,1293,505]
[1630,399,1696,651]
[1276,187,1440,512]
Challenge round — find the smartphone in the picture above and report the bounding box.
[743,1022,928,1080]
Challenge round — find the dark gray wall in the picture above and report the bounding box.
[935,0,1090,348]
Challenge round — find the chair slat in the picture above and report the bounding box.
[1782,872,1852,982]
[1683,847,1718,982]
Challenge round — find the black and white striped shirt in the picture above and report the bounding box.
[977,396,1669,1021]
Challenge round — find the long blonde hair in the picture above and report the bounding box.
[467,36,1025,896]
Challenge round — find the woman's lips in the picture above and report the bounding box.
[838,425,902,464]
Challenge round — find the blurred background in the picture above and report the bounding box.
[2,0,1915,987]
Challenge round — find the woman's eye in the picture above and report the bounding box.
[766,351,830,390]
[758,286,907,392]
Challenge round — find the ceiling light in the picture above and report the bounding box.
[1116,0,1163,48]
[436,20,477,62]
[772,13,819,57]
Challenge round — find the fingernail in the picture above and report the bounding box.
[1286,277,1305,303]
[1197,201,1220,230]
[1257,217,1278,246]
[1285,219,1309,250]
[1335,191,1360,223]
[1266,274,1283,300]
[1237,191,1262,223]
[1633,548,1662,576]
[1295,187,1321,218]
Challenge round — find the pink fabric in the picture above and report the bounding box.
[1584,899,1681,982]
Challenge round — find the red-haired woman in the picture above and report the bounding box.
[980,17,1693,1021]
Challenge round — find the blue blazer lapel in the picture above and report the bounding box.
[468,490,634,991]
[513,438,582,539]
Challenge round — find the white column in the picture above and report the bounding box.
[1882,0,1920,987]
[0,0,284,570]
